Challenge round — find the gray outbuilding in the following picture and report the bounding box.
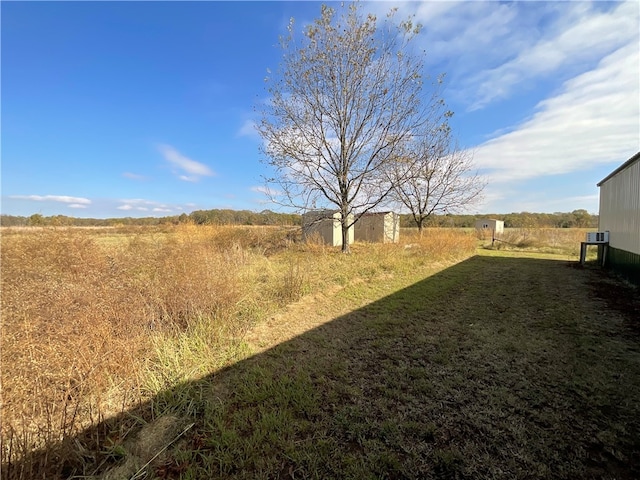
[597,151,640,284]
[354,211,400,243]
[302,210,354,247]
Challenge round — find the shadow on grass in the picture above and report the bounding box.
[5,255,640,479]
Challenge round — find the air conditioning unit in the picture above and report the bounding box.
[586,231,609,243]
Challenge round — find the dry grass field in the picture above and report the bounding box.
[2,225,637,479]
[1,224,478,478]
[477,226,591,256]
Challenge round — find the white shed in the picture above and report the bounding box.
[474,218,504,235]
[302,210,354,247]
[597,151,640,284]
[354,212,400,243]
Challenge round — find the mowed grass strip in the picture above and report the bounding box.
[160,253,640,479]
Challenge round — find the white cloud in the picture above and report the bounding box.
[378,1,637,214]
[475,187,510,212]
[482,193,600,215]
[393,1,535,70]
[10,194,91,205]
[386,1,638,112]
[68,204,88,209]
[157,144,214,182]
[251,185,282,196]
[471,42,639,184]
[121,199,154,205]
[462,1,638,110]
[122,172,147,180]
[117,198,179,214]
[542,194,600,212]
[237,119,260,140]
[178,175,198,182]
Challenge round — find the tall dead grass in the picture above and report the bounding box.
[402,227,478,261]
[486,228,588,256]
[1,225,275,477]
[0,224,475,479]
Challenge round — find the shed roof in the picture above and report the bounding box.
[302,209,339,216]
[358,211,394,217]
[597,151,640,187]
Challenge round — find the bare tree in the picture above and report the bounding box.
[392,110,486,236]
[258,3,431,252]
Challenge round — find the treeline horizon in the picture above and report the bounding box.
[1,208,598,229]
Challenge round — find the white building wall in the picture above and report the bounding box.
[474,219,504,234]
[598,157,640,255]
[384,212,400,243]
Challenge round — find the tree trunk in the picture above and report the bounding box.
[418,220,424,238]
[341,223,350,253]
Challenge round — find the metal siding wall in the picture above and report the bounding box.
[354,213,399,243]
[607,246,640,285]
[354,215,381,242]
[599,160,640,255]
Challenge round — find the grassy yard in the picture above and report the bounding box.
[2,227,639,479]
[148,252,639,480]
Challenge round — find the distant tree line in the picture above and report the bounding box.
[0,213,179,227]
[0,209,302,228]
[398,209,598,229]
[1,209,597,229]
[188,209,301,226]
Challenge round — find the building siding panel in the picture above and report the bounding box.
[474,219,504,234]
[354,212,399,243]
[599,159,640,256]
[607,246,640,285]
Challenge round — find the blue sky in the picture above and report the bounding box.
[2,1,638,218]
